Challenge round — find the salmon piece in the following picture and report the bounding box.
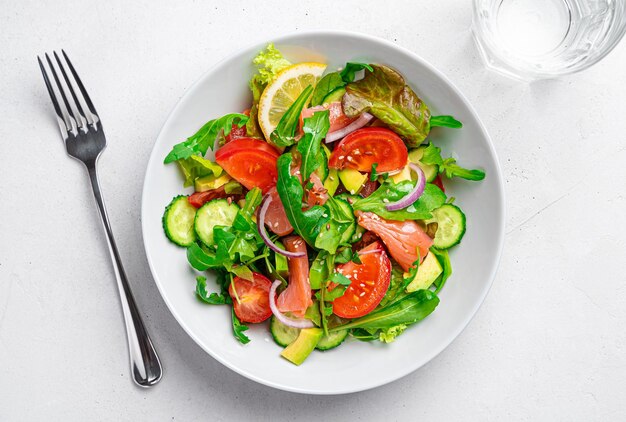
[306,172,328,207]
[263,187,293,236]
[300,102,356,134]
[276,236,313,317]
[355,211,433,272]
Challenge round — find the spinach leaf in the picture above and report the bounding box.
[311,72,344,106]
[420,144,486,181]
[231,307,250,344]
[350,328,379,342]
[342,65,430,147]
[431,247,452,294]
[379,264,407,308]
[164,113,248,163]
[340,62,373,83]
[195,276,231,305]
[352,180,446,220]
[315,196,355,254]
[297,110,330,181]
[309,251,328,290]
[276,153,329,246]
[331,289,439,331]
[176,155,223,187]
[270,85,314,148]
[430,115,463,129]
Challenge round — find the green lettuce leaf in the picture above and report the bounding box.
[342,64,430,147]
[276,153,329,246]
[297,109,330,181]
[352,180,446,220]
[176,155,223,187]
[315,196,355,254]
[164,113,248,163]
[378,324,408,343]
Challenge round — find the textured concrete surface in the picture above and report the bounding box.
[1,0,625,420]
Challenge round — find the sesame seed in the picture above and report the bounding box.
[382,198,389,203]
[359,283,365,288]
[338,155,345,160]
[359,292,366,297]
[364,151,374,156]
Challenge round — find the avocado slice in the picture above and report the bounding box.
[280,327,323,365]
[338,168,367,194]
[324,168,340,196]
[408,147,438,183]
[406,252,443,292]
[390,164,412,184]
[322,86,346,105]
[274,241,289,277]
[194,174,231,192]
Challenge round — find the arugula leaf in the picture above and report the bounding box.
[164,114,248,163]
[297,110,330,181]
[195,276,231,305]
[276,153,329,246]
[350,328,379,342]
[370,162,379,182]
[342,65,431,147]
[187,243,229,271]
[420,144,485,181]
[334,247,361,264]
[309,251,329,290]
[352,180,446,220]
[340,62,373,83]
[315,196,355,254]
[324,285,347,301]
[430,115,463,129]
[231,307,250,344]
[379,324,408,343]
[330,272,351,286]
[311,72,344,106]
[176,155,223,187]
[270,85,314,148]
[379,264,407,308]
[331,289,439,331]
[231,265,254,282]
[431,247,452,294]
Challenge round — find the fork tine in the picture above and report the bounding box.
[44,53,77,130]
[38,56,72,136]
[53,51,89,125]
[62,50,99,120]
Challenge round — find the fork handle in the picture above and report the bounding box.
[87,164,163,387]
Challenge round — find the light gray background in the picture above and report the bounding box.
[1,1,625,420]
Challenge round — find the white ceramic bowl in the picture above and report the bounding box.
[141,30,505,394]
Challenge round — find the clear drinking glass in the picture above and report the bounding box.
[472,0,626,80]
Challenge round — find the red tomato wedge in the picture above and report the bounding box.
[228,272,273,323]
[432,174,445,193]
[263,187,293,236]
[355,211,433,272]
[328,127,408,172]
[277,236,312,317]
[301,102,355,134]
[188,185,242,208]
[215,138,280,193]
[332,241,392,319]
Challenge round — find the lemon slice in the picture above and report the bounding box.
[258,62,327,140]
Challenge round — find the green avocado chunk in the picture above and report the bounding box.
[280,327,323,365]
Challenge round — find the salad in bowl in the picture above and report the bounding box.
[161,44,485,366]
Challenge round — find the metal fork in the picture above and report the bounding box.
[38,51,162,387]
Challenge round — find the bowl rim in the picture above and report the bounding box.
[141,29,506,394]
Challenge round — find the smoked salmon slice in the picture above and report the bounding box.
[276,236,313,317]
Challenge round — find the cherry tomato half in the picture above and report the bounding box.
[215,138,280,193]
[328,127,408,173]
[332,241,392,319]
[229,272,273,323]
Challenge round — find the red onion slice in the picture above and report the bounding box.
[258,195,305,258]
[358,248,384,256]
[325,112,374,144]
[385,163,426,211]
[269,280,315,329]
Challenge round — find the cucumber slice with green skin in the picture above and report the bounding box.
[428,204,466,249]
[316,329,348,351]
[194,199,239,247]
[270,316,348,350]
[322,86,346,105]
[163,195,197,247]
[270,316,300,347]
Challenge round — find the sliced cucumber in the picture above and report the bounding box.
[270,316,300,347]
[162,196,197,247]
[316,329,348,351]
[270,316,349,351]
[428,204,466,249]
[194,199,239,246]
[322,86,346,104]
